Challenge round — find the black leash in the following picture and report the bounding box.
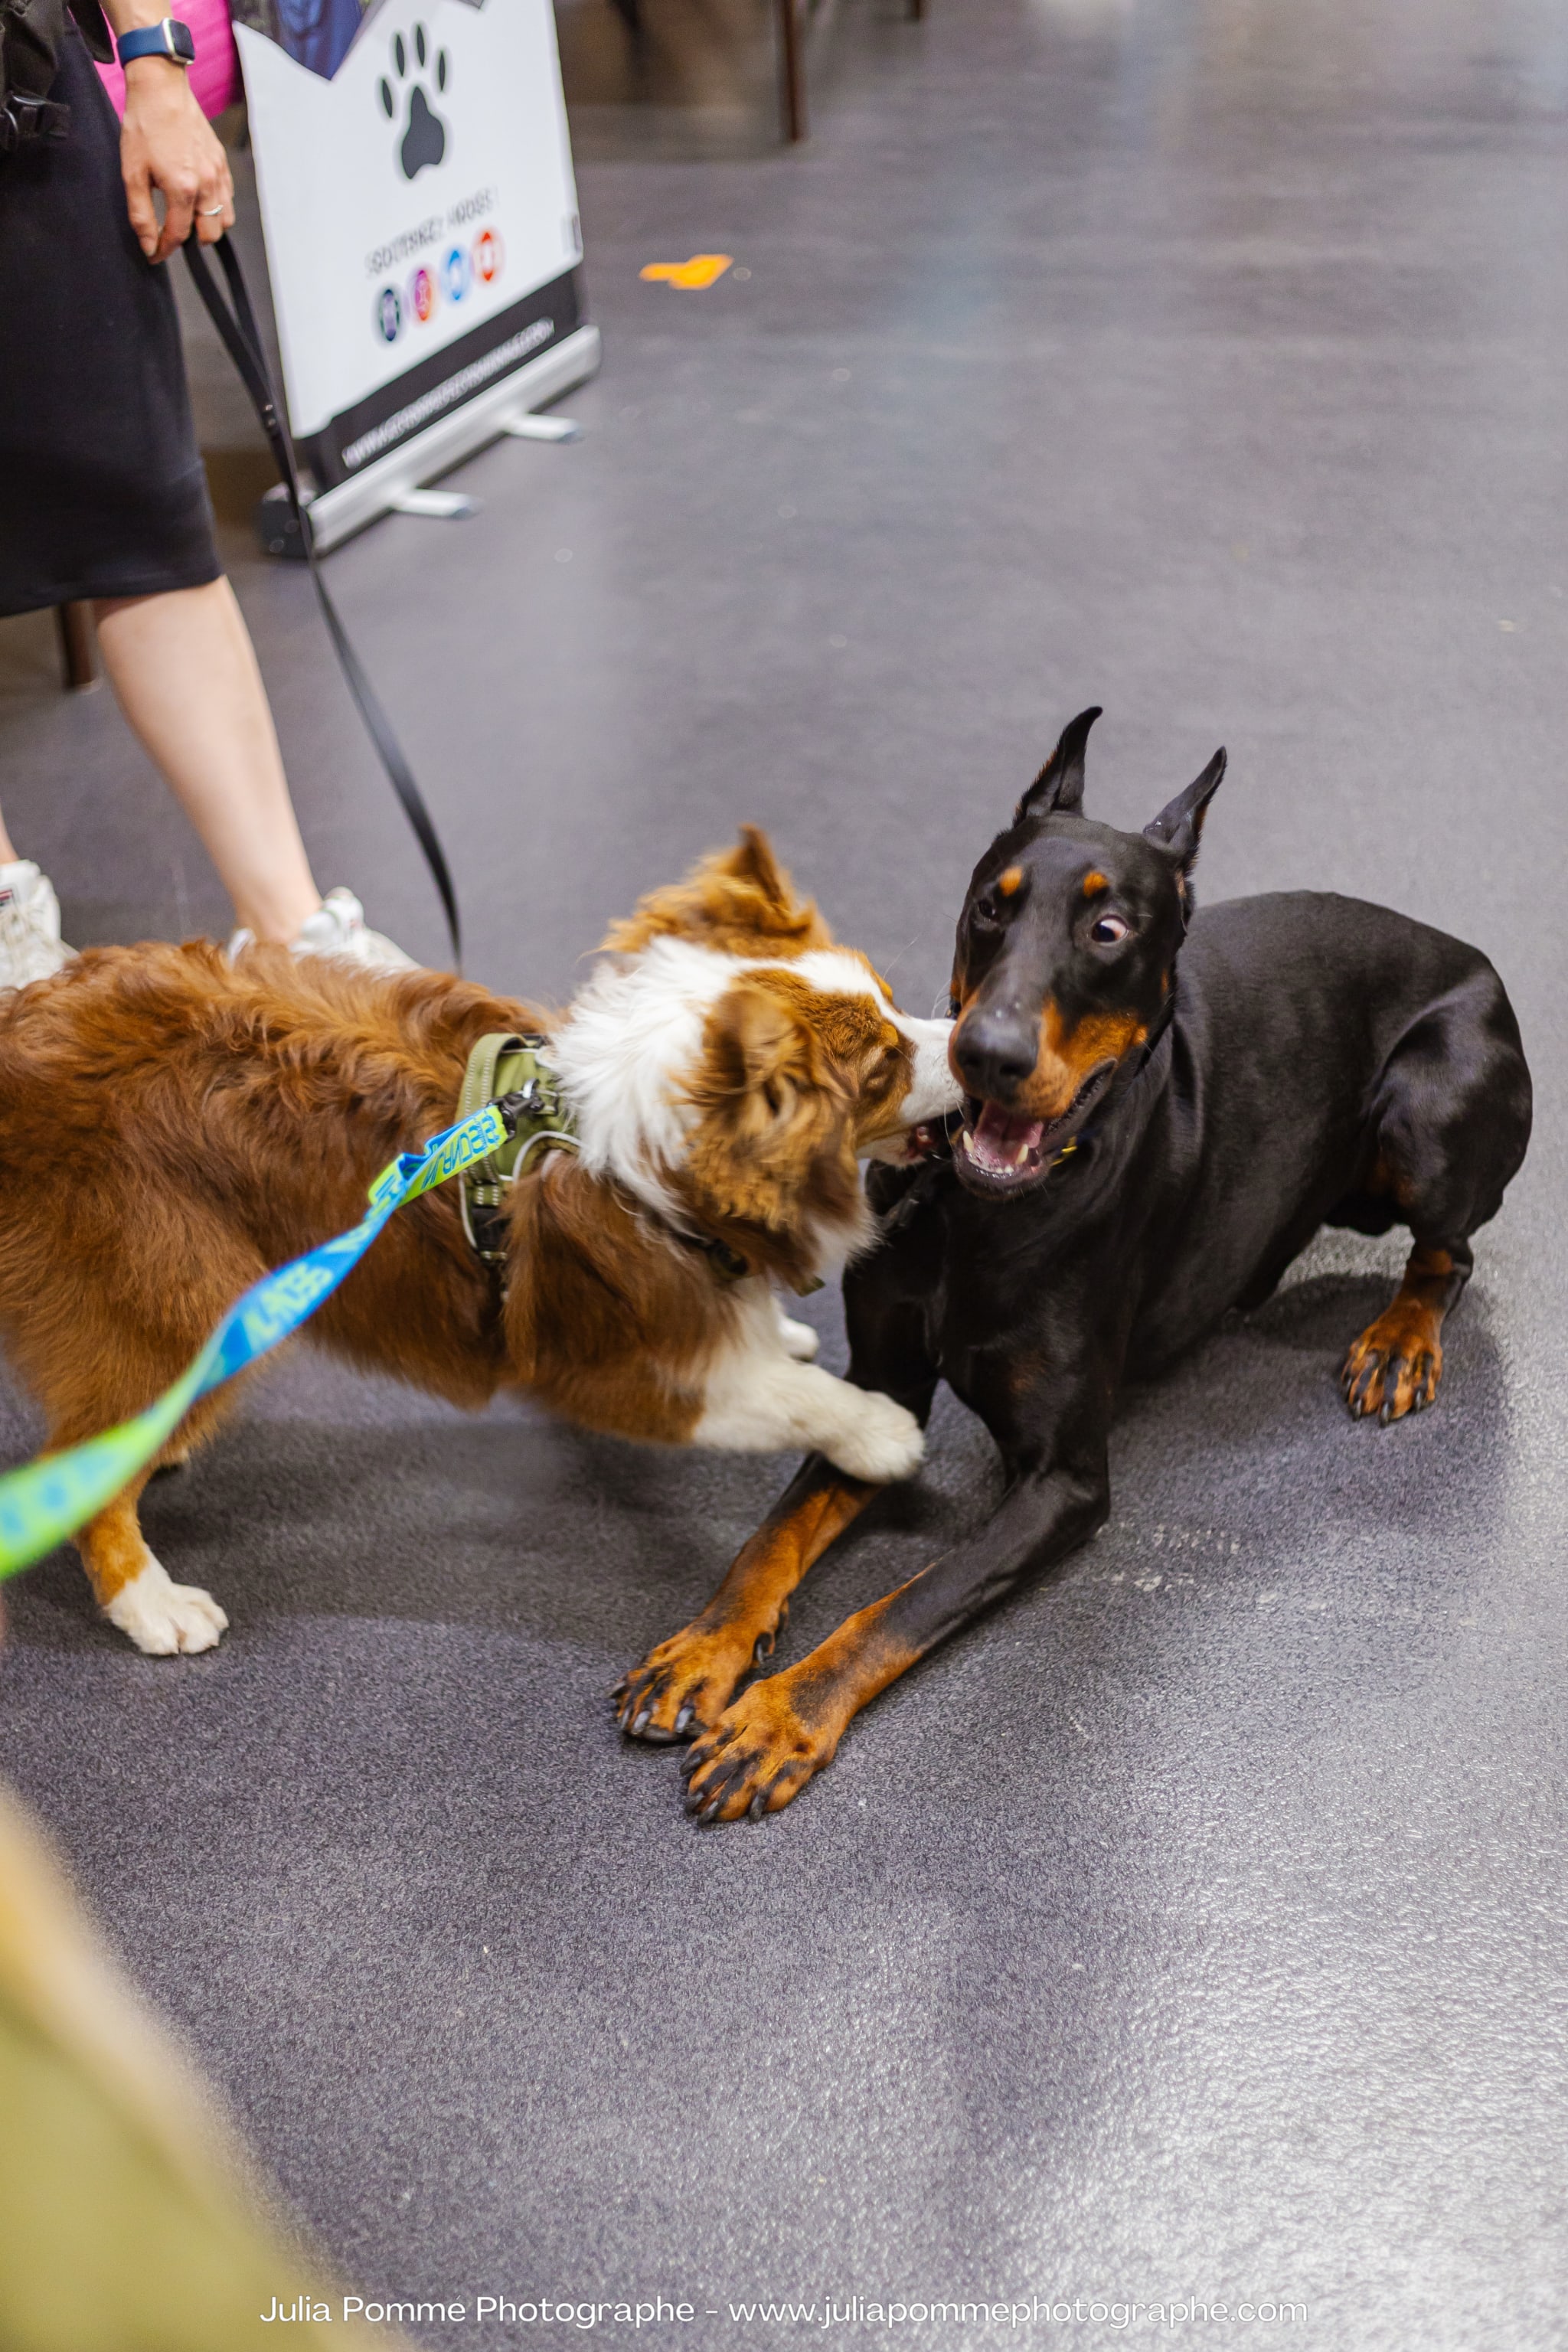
[182,232,462,969]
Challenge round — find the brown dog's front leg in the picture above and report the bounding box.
[77,1470,228,1657]
[613,1457,877,1742]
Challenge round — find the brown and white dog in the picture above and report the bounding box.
[0,831,956,1658]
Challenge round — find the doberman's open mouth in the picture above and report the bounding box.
[955,1061,1114,1194]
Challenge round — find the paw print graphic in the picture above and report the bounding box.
[379,24,449,182]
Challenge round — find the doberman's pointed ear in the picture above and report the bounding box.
[1015,706,1102,824]
[1144,746,1227,877]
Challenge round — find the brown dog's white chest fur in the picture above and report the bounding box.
[526,933,954,1475]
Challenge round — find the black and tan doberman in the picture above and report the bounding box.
[616,709,1533,1819]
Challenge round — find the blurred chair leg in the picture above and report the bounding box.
[54,602,97,690]
[779,0,806,141]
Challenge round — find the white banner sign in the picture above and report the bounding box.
[236,0,586,491]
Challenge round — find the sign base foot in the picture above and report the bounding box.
[501,412,582,443]
[387,488,479,521]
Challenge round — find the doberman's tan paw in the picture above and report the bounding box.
[1341,1316,1442,1423]
[612,1621,766,1744]
[681,1677,837,1821]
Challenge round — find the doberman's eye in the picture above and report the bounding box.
[972,893,1004,933]
[1090,912,1131,946]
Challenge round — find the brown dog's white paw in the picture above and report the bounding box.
[104,1558,228,1655]
[823,1389,924,1484]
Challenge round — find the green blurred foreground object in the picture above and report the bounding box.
[0,1783,408,2351]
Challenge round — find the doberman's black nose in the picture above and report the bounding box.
[952,1010,1038,1099]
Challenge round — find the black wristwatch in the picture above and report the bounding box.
[115,19,196,66]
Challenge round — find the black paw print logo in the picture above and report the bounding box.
[379,24,449,181]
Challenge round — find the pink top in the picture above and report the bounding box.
[96,0,240,120]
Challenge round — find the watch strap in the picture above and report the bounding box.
[115,18,195,65]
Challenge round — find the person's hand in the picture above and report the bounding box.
[120,57,234,263]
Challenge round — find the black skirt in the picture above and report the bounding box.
[0,24,220,616]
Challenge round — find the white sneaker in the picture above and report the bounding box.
[227,887,416,972]
[0,862,74,989]
[292,887,416,971]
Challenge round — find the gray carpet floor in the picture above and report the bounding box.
[1,2,1564,2346]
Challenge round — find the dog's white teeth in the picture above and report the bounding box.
[1013,1142,1031,1167]
[961,1130,976,1156]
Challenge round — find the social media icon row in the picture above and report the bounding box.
[375,227,505,342]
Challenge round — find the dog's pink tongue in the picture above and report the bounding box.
[972,1102,1045,1171]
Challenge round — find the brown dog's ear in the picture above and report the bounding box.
[602,828,835,960]
[681,982,859,1243]
[724,827,791,914]
[695,982,815,1132]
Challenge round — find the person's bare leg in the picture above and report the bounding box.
[93,579,322,944]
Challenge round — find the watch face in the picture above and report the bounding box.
[168,18,196,59]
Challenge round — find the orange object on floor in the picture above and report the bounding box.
[639,255,735,289]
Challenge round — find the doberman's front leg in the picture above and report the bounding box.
[617,1254,941,1744]
[613,1457,877,1741]
[682,1453,1109,1820]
